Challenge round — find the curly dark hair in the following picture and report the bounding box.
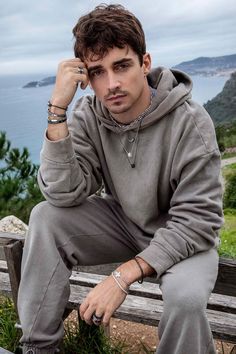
[73,4,146,65]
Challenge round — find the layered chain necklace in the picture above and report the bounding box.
[109,88,155,131]
[109,88,156,168]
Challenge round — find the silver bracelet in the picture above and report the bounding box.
[47,110,67,118]
[48,116,67,124]
[111,272,129,295]
[113,270,129,287]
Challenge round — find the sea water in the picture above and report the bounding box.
[0,73,227,164]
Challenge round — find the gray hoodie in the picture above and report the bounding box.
[38,67,223,277]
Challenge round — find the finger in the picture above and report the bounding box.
[61,58,84,65]
[91,312,104,326]
[83,305,96,325]
[73,67,89,89]
[79,300,89,320]
[102,309,113,327]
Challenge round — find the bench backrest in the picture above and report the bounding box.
[1,232,236,302]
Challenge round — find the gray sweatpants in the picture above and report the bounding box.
[18,195,218,354]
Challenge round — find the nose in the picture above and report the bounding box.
[107,71,121,92]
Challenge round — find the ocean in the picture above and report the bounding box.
[0,73,227,164]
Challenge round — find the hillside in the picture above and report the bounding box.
[173,54,236,76]
[23,76,56,88]
[23,54,236,89]
[204,71,236,124]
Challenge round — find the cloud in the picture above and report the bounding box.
[0,0,235,74]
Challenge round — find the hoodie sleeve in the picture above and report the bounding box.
[138,103,223,278]
[37,100,103,207]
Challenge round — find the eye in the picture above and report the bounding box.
[89,69,104,79]
[115,62,130,71]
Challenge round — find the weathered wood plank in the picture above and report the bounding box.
[1,272,236,343]
[68,284,236,343]
[0,261,8,273]
[0,347,14,354]
[1,231,236,295]
[0,238,12,261]
[3,240,23,311]
[0,232,25,241]
[214,258,236,297]
[0,272,11,296]
[70,272,236,314]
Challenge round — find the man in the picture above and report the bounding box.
[18,4,223,354]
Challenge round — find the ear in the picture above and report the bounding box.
[142,53,151,76]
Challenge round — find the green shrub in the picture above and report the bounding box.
[224,172,236,209]
[0,131,44,223]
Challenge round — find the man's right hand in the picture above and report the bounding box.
[50,58,89,108]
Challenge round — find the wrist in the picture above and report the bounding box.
[116,257,155,286]
[48,100,68,114]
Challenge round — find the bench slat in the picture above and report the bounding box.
[1,272,236,343]
[70,272,236,314]
[0,261,8,272]
[68,284,236,343]
[215,258,236,296]
[1,268,236,314]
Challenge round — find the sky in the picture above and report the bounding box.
[0,0,236,76]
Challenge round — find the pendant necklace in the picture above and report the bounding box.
[109,88,155,168]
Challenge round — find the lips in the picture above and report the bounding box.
[106,94,126,101]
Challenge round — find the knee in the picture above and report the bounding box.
[162,282,207,315]
[29,201,59,227]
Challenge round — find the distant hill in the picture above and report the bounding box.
[173,54,236,77]
[204,71,236,124]
[23,76,56,88]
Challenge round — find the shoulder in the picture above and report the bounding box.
[173,99,219,155]
[72,94,95,114]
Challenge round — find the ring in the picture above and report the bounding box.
[77,67,84,75]
[92,313,103,326]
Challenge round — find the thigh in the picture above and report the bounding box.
[30,195,143,266]
[159,248,219,308]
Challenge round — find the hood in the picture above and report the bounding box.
[91,66,193,133]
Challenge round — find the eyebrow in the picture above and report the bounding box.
[87,58,134,75]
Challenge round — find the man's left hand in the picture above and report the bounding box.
[79,275,127,326]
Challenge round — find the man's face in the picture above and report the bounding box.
[85,46,151,122]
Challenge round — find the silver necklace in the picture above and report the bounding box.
[109,88,156,168]
[118,122,142,168]
[109,88,155,131]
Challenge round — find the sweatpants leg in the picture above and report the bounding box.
[157,248,219,354]
[18,196,143,352]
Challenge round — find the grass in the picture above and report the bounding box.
[0,297,21,352]
[61,317,128,354]
[219,209,236,259]
[222,163,236,186]
[222,152,236,159]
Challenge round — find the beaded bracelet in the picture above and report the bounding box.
[48,100,68,111]
[133,257,144,284]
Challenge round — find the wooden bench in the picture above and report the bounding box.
[0,231,236,345]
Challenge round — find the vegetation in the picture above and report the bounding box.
[215,120,236,152]
[61,317,128,354]
[0,297,21,352]
[204,71,236,124]
[219,209,236,259]
[223,163,236,210]
[0,132,44,223]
